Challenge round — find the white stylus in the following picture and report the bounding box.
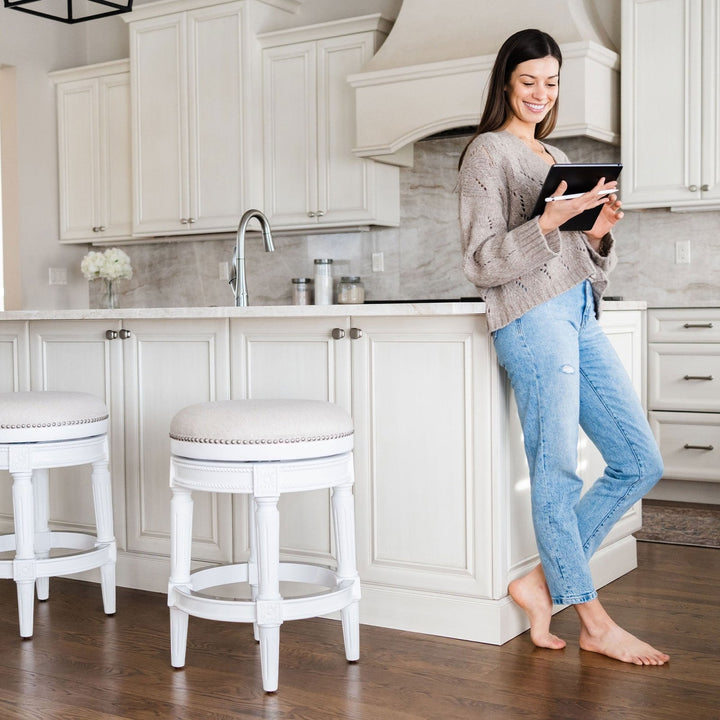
[545,188,615,202]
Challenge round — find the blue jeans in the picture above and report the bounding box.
[493,281,663,605]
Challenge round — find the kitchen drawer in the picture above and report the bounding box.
[649,411,720,483]
[648,344,720,411]
[648,308,720,343]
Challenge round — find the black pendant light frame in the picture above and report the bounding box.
[4,0,133,23]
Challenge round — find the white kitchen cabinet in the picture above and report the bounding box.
[621,0,720,209]
[647,308,720,502]
[0,319,232,581]
[121,318,231,562]
[128,2,253,236]
[0,322,29,535]
[350,315,494,604]
[229,316,350,565]
[0,321,29,394]
[231,314,493,604]
[0,307,643,643]
[260,16,399,230]
[23,320,126,546]
[51,61,132,243]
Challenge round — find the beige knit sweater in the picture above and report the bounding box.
[459,130,617,332]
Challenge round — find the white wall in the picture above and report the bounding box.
[0,9,90,309]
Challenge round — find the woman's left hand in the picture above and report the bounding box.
[586,193,623,251]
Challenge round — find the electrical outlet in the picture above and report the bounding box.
[372,252,384,272]
[48,267,68,285]
[675,240,691,264]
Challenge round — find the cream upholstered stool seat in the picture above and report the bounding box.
[168,399,360,693]
[0,391,117,638]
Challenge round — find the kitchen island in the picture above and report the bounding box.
[0,300,645,644]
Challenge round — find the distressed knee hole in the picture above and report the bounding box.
[560,364,575,374]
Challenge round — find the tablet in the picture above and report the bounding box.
[531,163,623,231]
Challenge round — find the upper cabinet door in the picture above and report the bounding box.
[317,33,378,226]
[262,41,318,227]
[56,77,100,241]
[53,61,132,243]
[129,2,248,236]
[261,17,400,231]
[186,4,246,232]
[99,73,133,241]
[130,13,188,235]
[621,0,720,209]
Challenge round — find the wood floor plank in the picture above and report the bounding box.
[0,542,718,720]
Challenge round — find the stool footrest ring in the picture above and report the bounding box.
[169,562,358,623]
[0,532,116,580]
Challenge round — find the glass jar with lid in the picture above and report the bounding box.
[336,276,365,304]
[313,258,334,305]
[291,277,312,305]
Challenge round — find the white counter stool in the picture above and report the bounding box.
[168,399,360,693]
[0,391,117,638]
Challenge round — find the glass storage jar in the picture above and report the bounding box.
[313,258,334,305]
[337,276,365,304]
[291,277,312,305]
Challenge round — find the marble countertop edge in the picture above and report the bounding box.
[0,299,646,321]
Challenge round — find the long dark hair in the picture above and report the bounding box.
[458,29,562,168]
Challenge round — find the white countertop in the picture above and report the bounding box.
[0,300,647,321]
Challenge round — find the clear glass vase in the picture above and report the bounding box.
[102,279,117,310]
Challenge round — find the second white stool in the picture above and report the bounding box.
[167,398,361,693]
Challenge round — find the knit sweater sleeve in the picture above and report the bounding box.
[459,138,561,291]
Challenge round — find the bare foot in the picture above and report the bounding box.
[509,565,566,650]
[576,599,669,666]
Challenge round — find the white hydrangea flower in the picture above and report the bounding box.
[81,248,133,281]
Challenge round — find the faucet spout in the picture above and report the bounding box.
[230,209,275,307]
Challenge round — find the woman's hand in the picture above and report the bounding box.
[585,192,623,251]
[537,177,618,236]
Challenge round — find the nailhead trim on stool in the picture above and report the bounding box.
[0,391,117,638]
[167,398,361,693]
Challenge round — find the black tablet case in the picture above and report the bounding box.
[531,163,623,231]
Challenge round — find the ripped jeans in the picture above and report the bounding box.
[492,281,663,605]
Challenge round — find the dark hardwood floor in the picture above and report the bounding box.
[0,541,718,720]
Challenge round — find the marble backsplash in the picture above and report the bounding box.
[100,135,720,309]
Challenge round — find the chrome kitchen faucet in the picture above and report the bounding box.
[230,209,275,307]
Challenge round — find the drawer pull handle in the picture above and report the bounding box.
[683,374,713,381]
[683,322,713,328]
[683,443,714,451]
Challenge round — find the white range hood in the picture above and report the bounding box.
[348,0,620,166]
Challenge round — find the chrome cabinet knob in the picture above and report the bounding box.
[119,329,132,340]
[331,328,345,339]
[180,218,189,224]
[701,184,710,192]
[316,210,326,217]
[188,218,196,224]
[689,184,698,192]
[308,211,316,218]
[105,330,118,340]
[349,327,363,340]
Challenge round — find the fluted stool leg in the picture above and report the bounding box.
[91,445,116,615]
[32,469,50,602]
[247,497,260,642]
[255,494,282,693]
[332,481,360,662]
[12,470,36,638]
[169,485,193,668]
